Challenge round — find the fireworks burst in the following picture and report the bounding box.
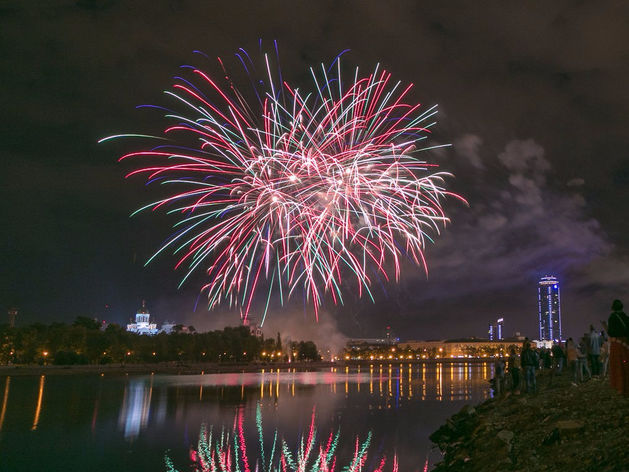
[164,405,398,472]
[102,45,464,323]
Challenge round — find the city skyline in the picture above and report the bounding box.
[4,283,562,345]
[0,243,615,344]
[0,269,605,344]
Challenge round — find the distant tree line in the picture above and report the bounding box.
[0,317,321,365]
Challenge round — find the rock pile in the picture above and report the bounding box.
[430,373,629,471]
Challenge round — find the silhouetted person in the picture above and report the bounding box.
[493,357,505,396]
[551,342,565,374]
[508,347,521,393]
[566,337,579,385]
[600,330,610,378]
[588,325,602,376]
[542,348,552,369]
[577,336,591,382]
[521,342,537,393]
[607,299,629,395]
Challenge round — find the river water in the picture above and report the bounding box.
[0,362,493,471]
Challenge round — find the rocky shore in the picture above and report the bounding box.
[430,371,629,471]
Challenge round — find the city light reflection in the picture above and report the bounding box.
[118,377,153,439]
[0,376,10,431]
[31,375,45,431]
[7,362,492,440]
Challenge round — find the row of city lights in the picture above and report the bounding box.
[33,349,506,362]
[345,353,506,361]
[34,350,283,358]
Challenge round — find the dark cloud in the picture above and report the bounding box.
[429,137,610,290]
[454,134,484,169]
[566,178,585,187]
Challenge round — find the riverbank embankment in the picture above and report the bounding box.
[0,361,336,376]
[430,371,629,471]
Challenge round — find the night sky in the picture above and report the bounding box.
[2,1,629,345]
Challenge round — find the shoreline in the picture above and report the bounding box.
[0,358,490,376]
[0,361,336,377]
[430,371,629,471]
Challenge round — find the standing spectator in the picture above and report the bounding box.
[588,325,602,376]
[493,357,505,396]
[600,330,610,378]
[551,342,565,374]
[521,342,537,393]
[607,299,629,395]
[508,347,521,393]
[566,337,579,385]
[539,348,551,370]
[578,337,591,382]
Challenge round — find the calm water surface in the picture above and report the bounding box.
[0,363,493,471]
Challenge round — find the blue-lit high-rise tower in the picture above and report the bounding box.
[538,276,562,341]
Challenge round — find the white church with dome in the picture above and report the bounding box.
[126,300,159,335]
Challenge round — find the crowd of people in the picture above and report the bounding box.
[491,299,629,397]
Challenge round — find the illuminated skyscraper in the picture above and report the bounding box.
[488,318,504,341]
[538,276,562,341]
[497,318,504,340]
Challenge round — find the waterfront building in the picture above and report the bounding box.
[126,300,159,335]
[347,337,396,349]
[497,318,504,340]
[488,322,495,341]
[538,276,562,342]
[534,339,554,349]
[399,337,525,359]
[345,336,528,361]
